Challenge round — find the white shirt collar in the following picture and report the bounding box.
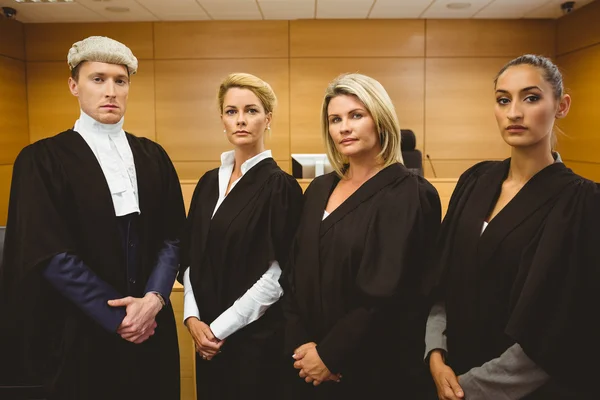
[74,110,140,216]
[219,149,273,175]
[75,109,125,137]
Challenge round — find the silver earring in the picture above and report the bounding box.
[223,129,226,133]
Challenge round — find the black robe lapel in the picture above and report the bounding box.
[210,158,278,233]
[193,173,219,268]
[452,161,508,260]
[477,162,578,264]
[55,130,123,259]
[321,163,409,235]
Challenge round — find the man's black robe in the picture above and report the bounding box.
[0,130,185,400]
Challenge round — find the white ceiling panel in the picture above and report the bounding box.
[75,0,158,21]
[0,1,107,22]
[474,0,549,19]
[134,0,209,21]
[199,0,262,20]
[317,0,374,19]
[259,0,314,20]
[421,0,492,18]
[370,0,434,18]
[1,0,596,22]
[524,0,595,18]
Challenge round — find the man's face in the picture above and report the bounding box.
[68,61,130,124]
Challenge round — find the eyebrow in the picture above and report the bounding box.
[224,104,260,109]
[328,108,366,117]
[89,72,129,80]
[495,86,542,94]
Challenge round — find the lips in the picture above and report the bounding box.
[101,105,118,109]
[506,125,527,132]
[340,138,357,144]
[235,130,250,134]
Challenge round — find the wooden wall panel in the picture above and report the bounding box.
[425,58,511,164]
[557,0,600,55]
[27,61,155,143]
[556,45,600,165]
[24,23,154,61]
[169,287,196,400]
[0,57,29,165]
[563,160,600,182]
[290,20,424,58]
[154,21,288,59]
[0,19,25,60]
[428,178,458,219]
[422,159,507,179]
[27,62,79,142]
[426,20,556,58]
[290,58,425,154]
[0,165,13,226]
[155,58,290,163]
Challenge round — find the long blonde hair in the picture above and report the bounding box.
[321,73,403,176]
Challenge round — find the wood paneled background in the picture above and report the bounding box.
[1,7,600,399]
[556,0,600,181]
[2,12,600,224]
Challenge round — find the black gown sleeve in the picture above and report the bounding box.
[422,160,495,298]
[144,144,185,297]
[317,179,441,373]
[505,179,600,389]
[265,173,304,268]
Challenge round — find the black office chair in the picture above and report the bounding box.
[0,226,48,400]
[400,129,423,176]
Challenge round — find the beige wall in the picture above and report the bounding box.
[556,0,600,182]
[0,19,28,227]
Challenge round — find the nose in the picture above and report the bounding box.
[507,101,523,121]
[339,118,351,134]
[105,80,116,98]
[236,111,247,126]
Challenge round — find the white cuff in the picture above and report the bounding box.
[183,267,201,323]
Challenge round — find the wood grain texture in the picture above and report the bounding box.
[290,58,425,154]
[0,19,25,60]
[426,19,556,58]
[556,45,600,165]
[155,59,290,162]
[24,23,154,61]
[154,21,288,59]
[290,20,424,58]
[0,57,29,165]
[557,0,600,55]
[562,160,600,182]
[425,58,511,161]
[27,61,156,143]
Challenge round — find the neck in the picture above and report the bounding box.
[345,153,384,183]
[78,109,124,134]
[232,144,265,174]
[508,141,554,184]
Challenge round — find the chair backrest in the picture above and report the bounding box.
[400,130,423,176]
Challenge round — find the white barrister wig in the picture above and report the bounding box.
[67,36,138,75]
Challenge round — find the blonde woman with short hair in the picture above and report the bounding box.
[281,73,441,398]
[180,72,303,400]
